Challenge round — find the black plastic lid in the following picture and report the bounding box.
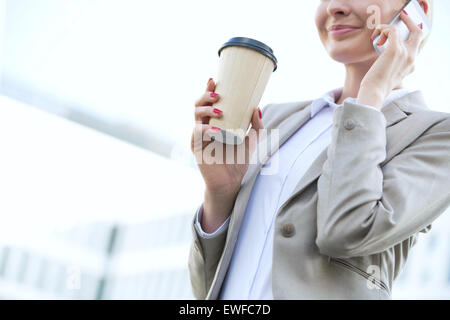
[218,37,278,72]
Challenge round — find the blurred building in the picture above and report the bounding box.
[392,210,450,299]
[0,94,200,299]
[0,218,195,299]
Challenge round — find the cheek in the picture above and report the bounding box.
[370,0,404,24]
[315,11,327,41]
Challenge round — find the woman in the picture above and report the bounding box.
[188,0,449,299]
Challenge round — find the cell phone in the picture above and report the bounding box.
[373,0,431,55]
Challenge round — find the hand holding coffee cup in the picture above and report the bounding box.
[208,37,278,145]
[190,77,265,199]
[189,37,277,229]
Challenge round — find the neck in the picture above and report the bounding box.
[335,59,403,105]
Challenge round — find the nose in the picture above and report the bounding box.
[327,0,351,17]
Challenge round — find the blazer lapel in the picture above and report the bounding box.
[225,102,313,266]
[243,90,424,190]
[241,103,313,187]
[206,102,313,299]
[228,101,317,245]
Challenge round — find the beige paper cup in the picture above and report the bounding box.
[208,37,277,145]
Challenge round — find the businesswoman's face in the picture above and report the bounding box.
[315,0,406,64]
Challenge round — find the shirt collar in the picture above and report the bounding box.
[310,87,412,118]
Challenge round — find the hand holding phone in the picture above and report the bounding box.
[373,0,431,55]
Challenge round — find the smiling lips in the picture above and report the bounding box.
[328,24,361,36]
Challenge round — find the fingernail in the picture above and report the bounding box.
[207,78,213,85]
[258,108,262,119]
[402,9,408,15]
[213,108,223,114]
[418,23,423,30]
[210,92,219,98]
[211,126,221,131]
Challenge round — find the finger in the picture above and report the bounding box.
[203,78,217,107]
[370,28,380,41]
[370,24,383,41]
[194,106,224,123]
[377,25,399,47]
[245,108,265,161]
[376,25,392,46]
[206,77,216,92]
[399,12,423,50]
[249,107,264,135]
[190,122,221,154]
[195,89,221,107]
[370,24,388,41]
[204,124,222,138]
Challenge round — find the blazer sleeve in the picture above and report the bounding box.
[195,204,231,238]
[188,203,229,299]
[315,101,450,258]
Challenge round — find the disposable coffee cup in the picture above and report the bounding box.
[208,37,277,145]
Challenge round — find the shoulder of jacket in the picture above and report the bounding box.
[411,109,450,135]
[261,100,313,129]
[433,112,450,131]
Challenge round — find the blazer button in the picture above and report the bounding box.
[282,223,295,237]
[344,119,356,130]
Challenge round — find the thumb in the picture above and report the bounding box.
[250,107,264,134]
[244,108,264,163]
[206,78,216,93]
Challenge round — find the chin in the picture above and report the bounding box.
[327,44,377,65]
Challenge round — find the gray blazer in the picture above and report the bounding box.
[188,90,450,299]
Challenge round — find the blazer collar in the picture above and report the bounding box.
[389,90,429,114]
[242,90,427,189]
[281,89,427,151]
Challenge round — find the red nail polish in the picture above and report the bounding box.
[211,126,221,131]
[402,9,408,15]
[258,108,262,119]
[213,108,223,114]
[208,78,213,85]
[210,92,219,98]
[419,23,423,30]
